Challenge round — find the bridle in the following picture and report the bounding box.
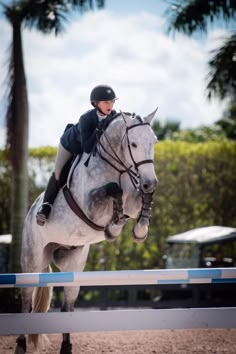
[96,117,155,192]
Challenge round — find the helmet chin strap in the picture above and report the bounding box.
[96,104,107,117]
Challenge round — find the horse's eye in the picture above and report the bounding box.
[131,142,137,148]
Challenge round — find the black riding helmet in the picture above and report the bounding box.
[90,85,117,107]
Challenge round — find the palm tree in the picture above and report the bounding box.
[165,0,236,101]
[1,0,104,272]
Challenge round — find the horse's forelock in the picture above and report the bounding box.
[119,112,143,124]
[135,115,143,123]
[108,112,145,134]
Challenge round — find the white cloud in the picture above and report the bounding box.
[0,10,228,148]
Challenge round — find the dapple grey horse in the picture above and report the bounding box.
[15,110,158,354]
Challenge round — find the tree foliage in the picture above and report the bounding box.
[152,119,181,140]
[167,125,227,142]
[166,0,236,35]
[215,102,236,139]
[166,0,236,101]
[207,34,236,100]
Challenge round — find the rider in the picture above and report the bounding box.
[36,84,118,226]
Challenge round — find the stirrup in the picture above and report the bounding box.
[36,203,52,226]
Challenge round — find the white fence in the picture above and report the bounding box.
[0,268,236,335]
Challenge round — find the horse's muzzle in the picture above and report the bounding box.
[141,178,158,193]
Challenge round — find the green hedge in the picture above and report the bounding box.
[0,141,235,270]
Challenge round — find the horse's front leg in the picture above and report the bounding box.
[89,182,128,241]
[15,287,34,354]
[132,192,154,243]
[59,287,79,354]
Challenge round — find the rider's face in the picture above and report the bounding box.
[97,100,115,116]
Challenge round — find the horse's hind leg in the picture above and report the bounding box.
[15,232,38,354]
[53,244,90,354]
[15,268,52,353]
[15,221,53,353]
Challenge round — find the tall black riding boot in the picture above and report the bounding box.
[36,173,60,226]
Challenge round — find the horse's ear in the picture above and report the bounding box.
[144,107,158,124]
[120,110,133,126]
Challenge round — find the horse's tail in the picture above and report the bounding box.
[28,265,53,349]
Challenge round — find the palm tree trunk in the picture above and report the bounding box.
[8,16,29,273]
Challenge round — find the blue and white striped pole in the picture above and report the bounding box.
[1,268,236,288]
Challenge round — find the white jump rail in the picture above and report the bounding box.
[1,308,236,335]
[1,268,236,335]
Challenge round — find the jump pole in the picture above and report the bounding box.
[1,268,236,288]
[1,308,236,335]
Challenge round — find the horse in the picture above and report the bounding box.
[14,110,158,354]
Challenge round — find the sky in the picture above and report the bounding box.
[0,0,229,148]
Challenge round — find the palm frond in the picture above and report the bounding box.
[166,0,236,35]
[19,0,105,35]
[206,33,236,100]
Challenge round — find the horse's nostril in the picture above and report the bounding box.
[142,179,158,192]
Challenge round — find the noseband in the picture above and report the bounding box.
[126,122,155,184]
[97,120,154,191]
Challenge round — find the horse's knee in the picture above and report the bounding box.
[105,182,123,199]
[132,222,149,243]
[62,286,80,311]
[104,223,123,242]
[89,183,122,206]
[21,288,34,313]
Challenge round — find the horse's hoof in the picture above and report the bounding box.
[60,341,72,354]
[132,229,148,243]
[104,225,119,242]
[15,337,27,354]
[14,346,26,354]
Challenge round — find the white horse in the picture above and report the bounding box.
[15,110,158,354]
